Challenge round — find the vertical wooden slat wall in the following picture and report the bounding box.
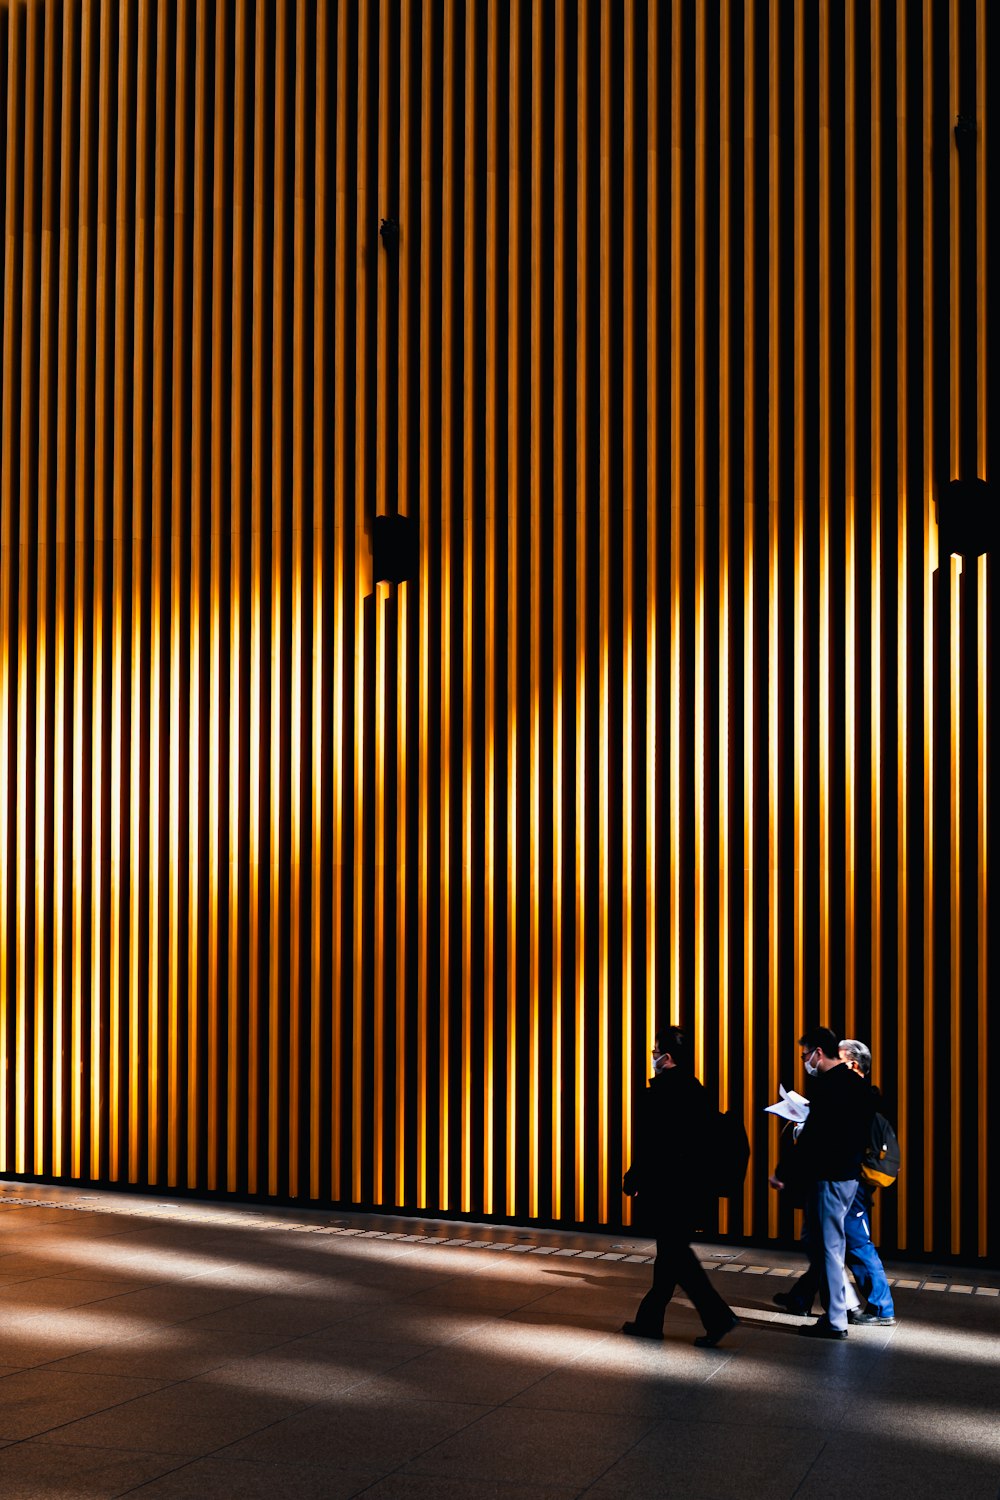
[0,0,995,1263]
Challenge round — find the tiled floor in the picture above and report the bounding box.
[1,1184,998,1499]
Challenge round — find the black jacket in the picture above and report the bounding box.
[623,1068,714,1223]
[795,1062,875,1182]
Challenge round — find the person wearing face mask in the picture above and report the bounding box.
[769,1026,875,1340]
[771,1039,895,1325]
[620,1025,740,1348]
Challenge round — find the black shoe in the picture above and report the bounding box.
[773,1291,812,1315]
[848,1309,896,1326]
[621,1321,663,1341]
[694,1313,740,1348]
[798,1318,847,1340]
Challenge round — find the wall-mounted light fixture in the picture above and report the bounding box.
[373,513,418,584]
[936,478,992,560]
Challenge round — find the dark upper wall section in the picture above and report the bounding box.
[0,0,995,1261]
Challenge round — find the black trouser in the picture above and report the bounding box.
[633,1224,733,1335]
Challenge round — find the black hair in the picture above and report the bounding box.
[798,1025,841,1061]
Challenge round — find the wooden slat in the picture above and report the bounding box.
[53,0,81,1181]
[441,0,457,1211]
[645,0,659,1140]
[353,0,374,1203]
[528,0,542,1222]
[551,0,566,1224]
[668,0,682,1052]
[311,0,329,1204]
[189,0,211,1190]
[416,0,431,1208]
[71,0,97,1183]
[741,0,756,1235]
[894,0,909,1246]
[507,0,522,1219]
[35,0,60,1175]
[0,0,23,1177]
[207,0,230,1194]
[270,0,289,1199]
[229,0,250,1194]
[692,0,706,1083]
[766,0,781,1240]
[460,0,477,1215]
[818,0,831,1024]
[108,0,134,1188]
[248,0,268,1195]
[17,0,41,1175]
[168,0,191,1189]
[844,0,857,1036]
[331,0,348,1203]
[573,0,588,1226]
[483,0,499,1217]
[947,0,961,1255]
[395,0,413,1210]
[792,0,805,1044]
[975,0,988,1261]
[91,0,117,1181]
[131,0,153,1185]
[921,0,936,1252]
[621,0,636,1222]
[372,0,389,1207]
[869,0,883,1074]
[717,0,732,1237]
[596,0,610,1227]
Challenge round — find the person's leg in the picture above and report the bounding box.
[815,1179,857,1331]
[845,1187,895,1317]
[673,1242,735,1334]
[781,1261,821,1313]
[629,1235,680,1333]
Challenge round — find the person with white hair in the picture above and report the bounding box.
[773,1036,896,1327]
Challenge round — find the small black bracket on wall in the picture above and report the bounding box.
[373,513,418,584]
[953,114,975,151]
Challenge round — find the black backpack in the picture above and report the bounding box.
[860,1112,901,1188]
[702,1109,751,1198]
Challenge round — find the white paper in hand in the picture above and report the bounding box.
[764,1084,810,1123]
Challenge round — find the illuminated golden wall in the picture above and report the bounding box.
[0,0,994,1260]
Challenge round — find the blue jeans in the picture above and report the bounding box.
[805,1178,858,1331]
[845,1184,895,1317]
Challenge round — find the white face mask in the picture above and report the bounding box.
[804,1056,820,1078]
[652,1051,670,1075]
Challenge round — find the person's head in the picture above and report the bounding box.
[652,1024,690,1074]
[839,1038,872,1077]
[798,1026,842,1076]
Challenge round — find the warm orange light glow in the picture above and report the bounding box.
[869,0,883,1073]
[792,0,805,1044]
[767,0,780,1241]
[461,0,476,1218]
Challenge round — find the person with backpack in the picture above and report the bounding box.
[620,1024,740,1348]
[772,1038,897,1326]
[770,1026,875,1339]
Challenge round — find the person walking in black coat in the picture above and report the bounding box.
[621,1024,739,1348]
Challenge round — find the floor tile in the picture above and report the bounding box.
[0,1369,167,1443]
[403,1406,653,1490]
[222,1392,488,1474]
[581,1416,825,1500]
[0,1439,187,1499]
[361,1475,579,1500]
[113,1454,377,1498]
[45,1379,309,1458]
